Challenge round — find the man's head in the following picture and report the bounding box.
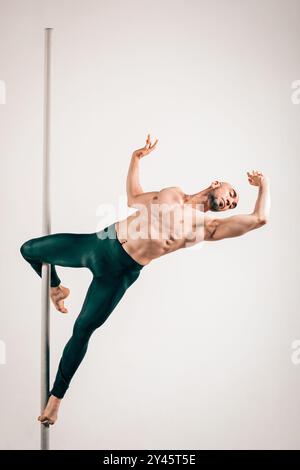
[207,181,239,212]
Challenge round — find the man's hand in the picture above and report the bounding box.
[132,134,158,159]
[127,134,159,207]
[247,170,268,187]
[204,169,270,241]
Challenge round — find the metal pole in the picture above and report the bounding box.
[41,27,53,451]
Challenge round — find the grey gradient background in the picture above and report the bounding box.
[0,0,300,450]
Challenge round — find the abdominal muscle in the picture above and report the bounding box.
[115,190,204,266]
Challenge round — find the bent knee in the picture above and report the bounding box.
[20,239,37,259]
[20,240,31,258]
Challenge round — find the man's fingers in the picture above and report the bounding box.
[150,139,158,149]
[247,170,263,178]
[144,135,150,150]
[142,136,158,154]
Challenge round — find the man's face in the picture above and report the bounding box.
[208,182,239,212]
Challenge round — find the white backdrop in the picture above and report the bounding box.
[1,0,300,450]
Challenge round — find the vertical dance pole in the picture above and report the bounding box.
[41,27,53,451]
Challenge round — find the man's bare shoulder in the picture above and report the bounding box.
[157,185,184,193]
[156,186,185,203]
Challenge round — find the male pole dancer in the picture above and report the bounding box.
[20,134,270,424]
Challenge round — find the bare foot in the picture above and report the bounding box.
[38,395,62,425]
[50,285,70,314]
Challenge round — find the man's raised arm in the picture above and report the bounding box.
[205,171,271,241]
[127,134,159,208]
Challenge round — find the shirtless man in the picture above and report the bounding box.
[20,134,270,425]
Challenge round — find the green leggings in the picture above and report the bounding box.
[20,222,144,398]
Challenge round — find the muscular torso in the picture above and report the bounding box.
[115,187,206,266]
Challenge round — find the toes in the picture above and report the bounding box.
[38,415,54,425]
[38,416,48,424]
[57,300,68,314]
[58,307,67,314]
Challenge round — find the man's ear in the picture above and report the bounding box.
[211,180,221,189]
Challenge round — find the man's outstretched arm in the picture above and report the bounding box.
[127,134,159,208]
[205,171,270,241]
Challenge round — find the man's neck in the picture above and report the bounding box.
[184,187,211,212]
